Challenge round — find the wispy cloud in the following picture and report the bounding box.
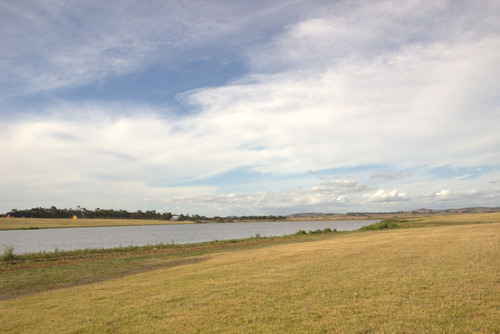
[422,189,500,206]
[0,1,316,98]
[164,188,347,215]
[320,180,371,192]
[371,172,411,180]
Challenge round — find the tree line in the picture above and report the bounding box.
[7,206,174,220]
[5,206,286,221]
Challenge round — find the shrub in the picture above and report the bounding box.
[359,220,400,231]
[1,245,18,262]
[295,228,337,236]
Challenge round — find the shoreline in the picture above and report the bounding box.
[1,210,499,230]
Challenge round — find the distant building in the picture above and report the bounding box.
[171,215,179,221]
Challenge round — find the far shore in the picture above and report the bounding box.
[0,218,196,231]
[1,215,381,231]
[1,211,497,230]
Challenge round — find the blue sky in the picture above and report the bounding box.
[1,0,499,216]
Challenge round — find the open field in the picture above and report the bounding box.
[1,214,499,332]
[0,217,194,230]
[400,212,500,227]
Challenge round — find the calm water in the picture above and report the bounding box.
[0,220,377,254]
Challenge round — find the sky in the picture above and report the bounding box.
[1,0,499,216]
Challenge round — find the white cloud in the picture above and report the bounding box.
[363,189,408,202]
[436,190,451,197]
[408,185,500,209]
[184,35,500,172]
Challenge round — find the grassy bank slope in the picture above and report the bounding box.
[1,221,499,333]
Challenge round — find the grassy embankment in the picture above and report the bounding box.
[1,213,499,333]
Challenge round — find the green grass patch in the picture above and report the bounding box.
[1,246,18,263]
[358,219,401,231]
[1,233,341,299]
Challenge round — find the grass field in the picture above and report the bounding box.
[1,214,499,333]
[0,217,193,230]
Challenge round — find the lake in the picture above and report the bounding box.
[0,220,378,254]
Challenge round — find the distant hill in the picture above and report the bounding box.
[406,207,500,214]
[288,207,500,219]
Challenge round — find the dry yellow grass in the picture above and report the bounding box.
[0,217,192,230]
[1,221,499,333]
[405,212,500,226]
